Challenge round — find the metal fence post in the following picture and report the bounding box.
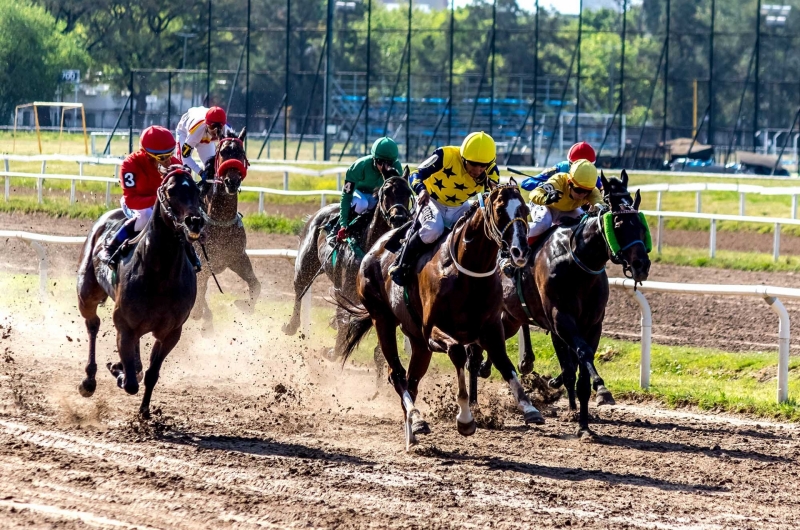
[774,222,781,261]
[70,180,76,205]
[764,296,790,403]
[695,191,701,213]
[739,192,746,216]
[793,194,798,219]
[337,172,342,190]
[259,192,264,214]
[37,178,43,204]
[656,190,662,211]
[657,215,664,254]
[709,219,716,258]
[106,180,112,207]
[283,171,289,190]
[626,288,652,389]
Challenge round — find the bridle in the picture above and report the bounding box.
[377,176,413,224]
[448,184,528,278]
[211,136,249,186]
[156,170,198,239]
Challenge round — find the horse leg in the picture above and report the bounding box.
[190,267,210,321]
[230,253,261,314]
[448,345,476,436]
[78,314,100,397]
[139,327,182,419]
[134,340,143,383]
[108,325,139,395]
[322,307,350,361]
[480,323,544,425]
[282,224,323,336]
[406,336,433,436]
[77,256,107,398]
[552,335,578,413]
[372,344,385,388]
[576,363,594,440]
[466,344,484,406]
[585,325,614,406]
[518,324,535,375]
[553,311,613,407]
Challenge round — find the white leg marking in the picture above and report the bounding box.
[508,372,540,415]
[455,367,474,424]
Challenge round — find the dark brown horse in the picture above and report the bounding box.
[468,170,651,439]
[76,166,204,418]
[282,171,413,369]
[337,182,543,450]
[191,128,260,333]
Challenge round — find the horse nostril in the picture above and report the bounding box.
[510,247,522,260]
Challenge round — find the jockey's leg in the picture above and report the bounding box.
[389,201,440,286]
[527,204,554,245]
[101,207,151,267]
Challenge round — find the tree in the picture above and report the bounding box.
[0,0,88,124]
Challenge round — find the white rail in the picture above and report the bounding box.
[609,278,796,404]
[638,182,800,218]
[641,209,800,261]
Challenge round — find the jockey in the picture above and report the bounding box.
[526,158,604,242]
[175,106,234,181]
[519,141,598,191]
[100,126,182,268]
[389,131,499,286]
[337,137,403,242]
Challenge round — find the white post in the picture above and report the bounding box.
[25,240,48,303]
[313,140,318,160]
[41,160,47,174]
[3,158,8,202]
[739,192,746,216]
[79,162,84,176]
[258,192,264,214]
[709,219,716,258]
[70,180,76,205]
[336,172,342,191]
[91,134,96,156]
[300,286,312,337]
[321,194,327,208]
[283,171,289,191]
[774,223,781,262]
[267,139,271,159]
[656,190,662,212]
[656,215,664,254]
[695,191,701,213]
[518,327,525,362]
[37,178,43,204]
[626,288,652,389]
[793,195,798,219]
[764,296,790,403]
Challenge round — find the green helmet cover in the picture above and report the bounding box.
[371,137,399,162]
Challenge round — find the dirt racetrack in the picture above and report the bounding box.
[2,211,800,528]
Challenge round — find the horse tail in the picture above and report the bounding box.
[332,290,374,363]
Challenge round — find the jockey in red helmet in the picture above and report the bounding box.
[175,106,234,181]
[519,141,599,191]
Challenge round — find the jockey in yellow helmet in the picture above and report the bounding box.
[389,131,499,286]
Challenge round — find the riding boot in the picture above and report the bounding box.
[185,242,202,272]
[389,232,429,287]
[100,218,137,269]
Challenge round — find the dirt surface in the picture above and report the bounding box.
[2,211,800,527]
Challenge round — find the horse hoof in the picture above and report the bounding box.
[596,390,616,406]
[577,427,596,442]
[139,408,151,420]
[548,376,563,389]
[234,299,255,314]
[524,409,546,425]
[457,419,477,437]
[478,360,492,379]
[136,371,144,384]
[518,358,534,375]
[281,322,298,336]
[78,379,96,398]
[320,347,338,362]
[411,419,431,435]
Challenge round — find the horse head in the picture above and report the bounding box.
[158,165,205,241]
[377,166,414,228]
[215,128,248,195]
[486,178,530,267]
[599,169,651,282]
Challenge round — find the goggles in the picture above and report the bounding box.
[568,181,594,195]
[146,150,175,162]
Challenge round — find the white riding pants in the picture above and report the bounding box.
[418,199,472,244]
[527,204,583,238]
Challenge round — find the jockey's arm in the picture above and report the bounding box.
[529,174,564,206]
[409,148,445,194]
[520,161,568,191]
[339,162,362,228]
[176,124,205,176]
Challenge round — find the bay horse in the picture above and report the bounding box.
[467,170,651,439]
[282,169,413,371]
[76,166,205,418]
[191,127,260,333]
[337,182,543,450]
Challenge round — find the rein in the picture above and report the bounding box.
[377,176,413,224]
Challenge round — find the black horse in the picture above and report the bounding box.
[76,166,204,418]
[468,170,651,439]
[283,169,413,372]
[191,128,260,333]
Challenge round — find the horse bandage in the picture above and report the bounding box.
[601,212,652,255]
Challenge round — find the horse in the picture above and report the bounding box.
[76,166,205,418]
[467,170,651,439]
[337,182,543,450]
[282,169,413,373]
[190,127,260,333]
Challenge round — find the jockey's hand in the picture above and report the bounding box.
[541,183,563,205]
[588,202,605,214]
[336,227,348,242]
[417,189,431,207]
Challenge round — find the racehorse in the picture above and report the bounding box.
[467,170,651,439]
[190,127,260,333]
[282,169,413,373]
[76,166,205,418]
[337,181,543,450]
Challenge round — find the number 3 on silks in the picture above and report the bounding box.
[123,172,135,188]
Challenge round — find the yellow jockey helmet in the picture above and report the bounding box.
[568,159,598,190]
[460,131,496,165]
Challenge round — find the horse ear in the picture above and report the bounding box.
[621,169,629,188]
[509,176,518,187]
[403,165,410,179]
[633,188,642,210]
[238,127,247,141]
[600,170,609,191]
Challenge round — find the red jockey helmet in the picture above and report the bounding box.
[140,125,176,155]
[205,106,227,127]
[568,141,596,163]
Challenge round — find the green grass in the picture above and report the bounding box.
[4,270,799,422]
[652,245,800,273]
[0,197,109,219]
[242,213,305,235]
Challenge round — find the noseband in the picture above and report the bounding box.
[212,137,249,185]
[569,204,648,277]
[156,173,195,237]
